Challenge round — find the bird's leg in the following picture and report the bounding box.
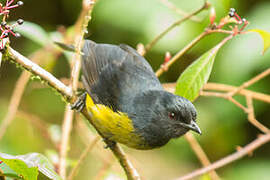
[70,92,87,112]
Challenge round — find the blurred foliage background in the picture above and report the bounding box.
[0,0,270,179]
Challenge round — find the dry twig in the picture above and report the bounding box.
[184,133,220,180]
[160,0,202,22]
[68,136,100,180]
[227,68,270,97]
[0,49,48,140]
[245,95,270,133]
[177,133,270,180]
[94,155,115,180]
[144,1,209,56]
[58,0,98,178]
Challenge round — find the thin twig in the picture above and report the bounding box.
[80,107,140,180]
[163,82,270,107]
[176,133,270,180]
[59,107,74,178]
[144,1,209,55]
[204,83,270,104]
[16,111,53,144]
[155,31,208,76]
[75,117,119,166]
[200,91,248,111]
[67,136,100,180]
[184,133,220,180]
[0,71,30,140]
[246,95,270,133]
[58,1,97,178]
[154,25,240,77]
[160,0,202,22]
[94,155,115,180]
[0,49,46,140]
[227,68,270,97]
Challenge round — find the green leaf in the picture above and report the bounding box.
[249,29,270,54]
[0,153,38,180]
[175,42,225,101]
[14,21,50,47]
[0,152,62,180]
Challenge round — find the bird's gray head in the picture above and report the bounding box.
[160,92,201,138]
[131,90,201,148]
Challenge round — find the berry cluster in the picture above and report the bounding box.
[0,0,24,49]
[229,8,248,31]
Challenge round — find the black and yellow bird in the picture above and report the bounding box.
[72,40,201,150]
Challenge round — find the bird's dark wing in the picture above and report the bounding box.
[81,40,162,112]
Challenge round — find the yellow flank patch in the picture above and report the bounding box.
[85,94,146,149]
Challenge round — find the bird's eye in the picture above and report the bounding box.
[169,112,175,119]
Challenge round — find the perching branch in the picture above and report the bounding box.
[5,44,140,180]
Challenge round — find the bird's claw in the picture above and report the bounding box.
[103,139,116,149]
[71,92,87,112]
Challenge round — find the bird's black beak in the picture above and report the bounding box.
[181,120,202,135]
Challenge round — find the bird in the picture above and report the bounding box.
[71,40,201,150]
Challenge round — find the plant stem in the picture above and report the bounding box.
[144,1,209,55]
[176,133,270,180]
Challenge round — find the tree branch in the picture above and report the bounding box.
[4,46,140,180]
[176,133,270,180]
[246,95,270,133]
[155,31,208,77]
[227,68,270,97]
[163,82,270,104]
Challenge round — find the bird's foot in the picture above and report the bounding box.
[103,139,116,149]
[71,92,87,112]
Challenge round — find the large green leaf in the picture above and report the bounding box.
[0,153,38,180]
[175,42,225,101]
[14,21,50,47]
[249,29,270,54]
[0,152,62,180]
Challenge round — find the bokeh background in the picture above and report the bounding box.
[0,0,270,179]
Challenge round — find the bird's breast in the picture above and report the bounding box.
[85,94,152,149]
